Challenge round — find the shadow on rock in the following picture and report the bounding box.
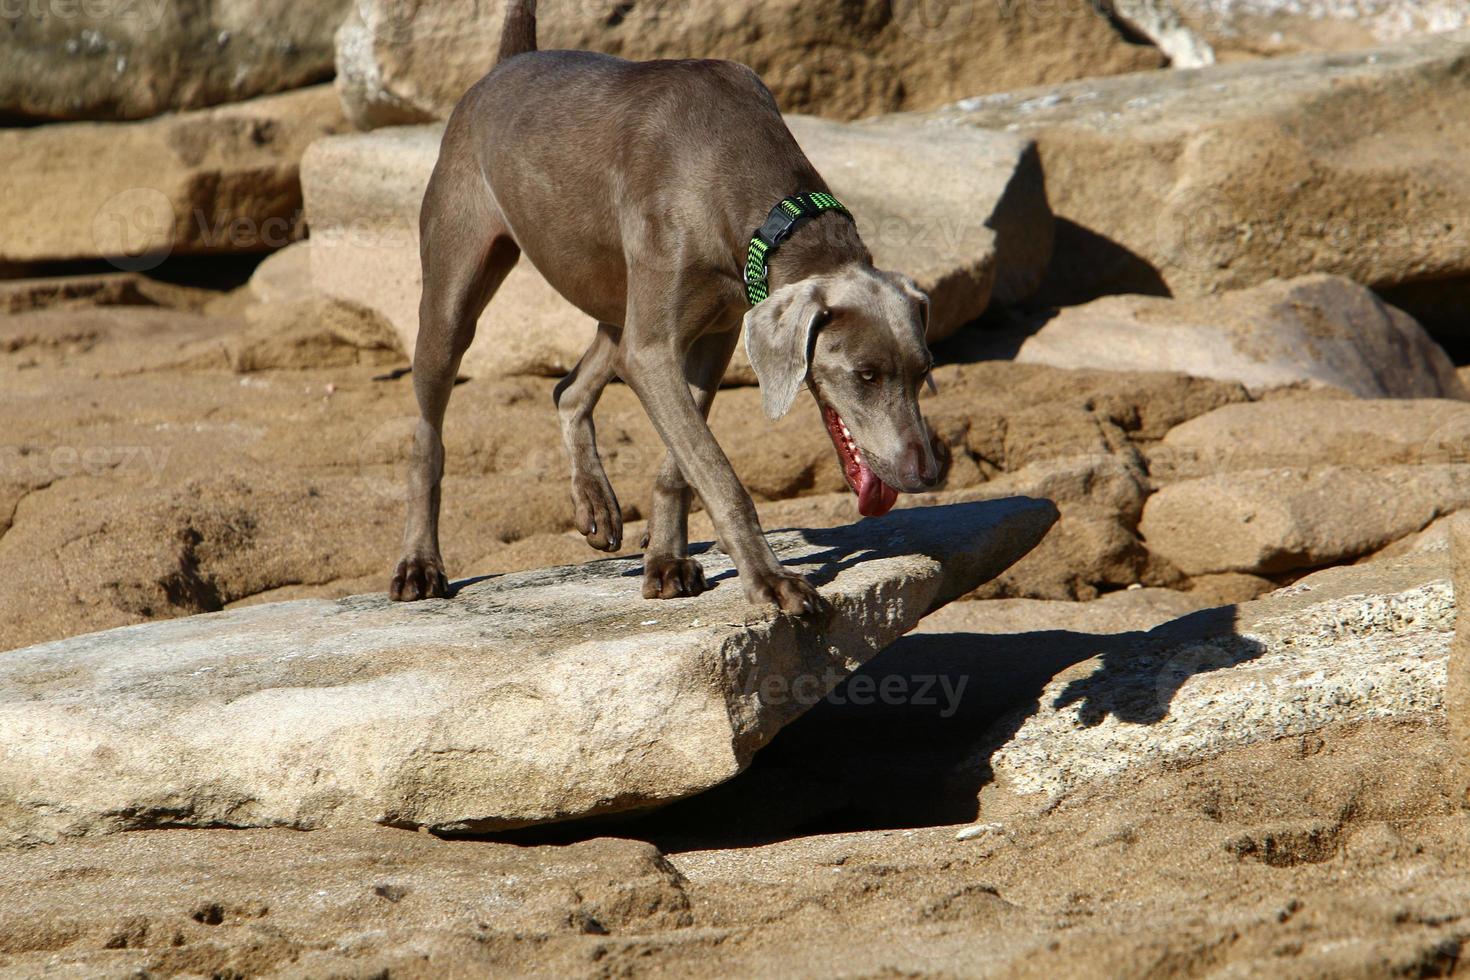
[499,601,1265,850]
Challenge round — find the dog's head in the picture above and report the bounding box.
[744,265,940,517]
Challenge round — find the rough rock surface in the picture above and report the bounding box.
[247,241,316,305]
[1141,465,1470,576]
[920,33,1470,342]
[1,86,346,266]
[1152,398,1470,481]
[336,0,1162,128]
[1179,0,1470,57]
[301,116,1052,376]
[0,498,1057,846]
[0,0,350,122]
[0,828,694,977]
[1015,276,1467,400]
[1453,518,1470,807]
[973,548,1456,814]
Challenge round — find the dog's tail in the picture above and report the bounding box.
[497,0,538,64]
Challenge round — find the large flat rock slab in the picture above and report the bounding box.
[0,499,1056,847]
[300,115,1051,378]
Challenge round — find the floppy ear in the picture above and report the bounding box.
[743,280,828,421]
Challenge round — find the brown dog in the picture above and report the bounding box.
[390,0,941,613]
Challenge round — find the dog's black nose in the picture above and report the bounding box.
[901,440,941,491]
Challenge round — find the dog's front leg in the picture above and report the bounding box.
[640,329,740,600]
[622,332,823,616]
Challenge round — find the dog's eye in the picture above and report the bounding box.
[857,369,879,384]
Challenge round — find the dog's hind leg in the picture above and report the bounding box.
[553,322,624,552]
[640,327,740,600]
[391,153,520,601]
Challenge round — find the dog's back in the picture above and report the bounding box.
[444,0,826,321]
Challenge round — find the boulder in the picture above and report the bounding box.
[336,0,1163,129]
[0,0,350,122]
[919,33,1470,343]
[0,86,346,266]
[972,547,1456,815]
[1015,276,1467,400]
[247,241,316,305]
[1152,398,1470,481]
[1454,518,1470,807]
[1177,1,1470,58]
[301,116,1052,377]
[1139,465,1470,576]
[0,498,1057,846]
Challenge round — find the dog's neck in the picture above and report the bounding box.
[761,212,872,294]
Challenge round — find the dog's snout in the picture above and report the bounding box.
[901,439,941,491]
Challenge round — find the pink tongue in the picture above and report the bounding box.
[856,461,899,518]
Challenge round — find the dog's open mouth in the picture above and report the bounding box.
[822,404,899,518]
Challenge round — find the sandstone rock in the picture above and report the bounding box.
[0,498,1056,846]
[1453,517,1470,807]
[1140,465,1470,577]
[915,588,1217,638]
[0,272,213,315]
[973,547,1456,814]
[0,828,690,977]
[336,0,1162,129]
[1372,511,1470,563]
[247,242,316,305]
[0,0,350,122]
[0,86,346,266]
[1109,0,1216,67]
[1178,0,1470,58]
[301,116,1051,377]
[1015,276,1467,400]
[230,298,404,372]
[1152,398,1470,481]
[921,34,1470,342]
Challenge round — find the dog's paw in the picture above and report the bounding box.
[390,555,449,602]
[571,471,623,552]
[642,556,709,600]
[746,570,827,618]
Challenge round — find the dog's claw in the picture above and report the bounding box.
[748,571,826,618]
[572,472,623,552]
[390,556,449,602]
[642,556,709,600]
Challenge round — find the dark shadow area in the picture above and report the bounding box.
[1376,277,1470,364]
[925,219,1172,367]
[0,252,267,293]
[472,603,1264,852]
[1028,218,1172,310]
[930,306,1056,364]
